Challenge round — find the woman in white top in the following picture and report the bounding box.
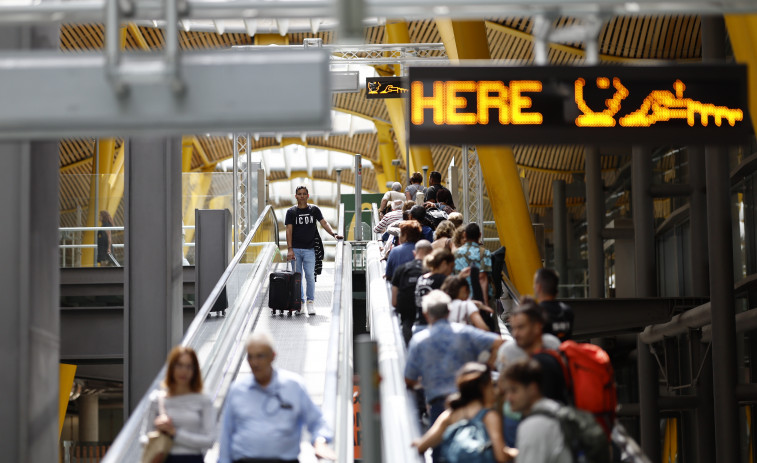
[440,275,492,331]
[142,346,216,463]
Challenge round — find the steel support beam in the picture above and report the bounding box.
[553,179,568,297]
[567,297,706,339]
[585,146,605,298]
[0,50,331,139]
[632,145,660,460]
[703,16,740,462]
[0,24,60,463]
[124,137,183,415]
[687,144,714,463]
[2,0,757,25]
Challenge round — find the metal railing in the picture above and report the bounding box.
[365,241,425,463]
[58,225,196,267]
[102,206,280,463]
[321,204,354,462]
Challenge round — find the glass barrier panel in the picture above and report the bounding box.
[59,172,236,267]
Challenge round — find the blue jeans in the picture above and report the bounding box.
[293,248,316,302]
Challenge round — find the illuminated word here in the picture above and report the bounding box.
[410,80,544,126]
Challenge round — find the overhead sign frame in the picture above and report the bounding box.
[408,64,750,145]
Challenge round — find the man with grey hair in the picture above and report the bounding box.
[391,239,433,345]
[404,290,502,456]
[379,181,405,216]
[219,332,335,463]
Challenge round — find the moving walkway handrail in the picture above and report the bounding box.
[371,203,381,241]
[103,205,280,463]
[322,204,354,461]
[365,241,424,463]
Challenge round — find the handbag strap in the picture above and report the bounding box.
[158,390,167,416]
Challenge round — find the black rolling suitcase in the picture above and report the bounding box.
[268,261,302,316]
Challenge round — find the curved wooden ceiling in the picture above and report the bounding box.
[58,16,703,226]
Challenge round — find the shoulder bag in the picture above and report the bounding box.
[140,392,173,463]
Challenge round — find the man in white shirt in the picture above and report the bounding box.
[379,182,406,216]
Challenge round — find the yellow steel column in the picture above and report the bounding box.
[254,34,290,45]
[105,143,125,216]
[436,20,542,295]
[82,139,116,266]
[725,15,757,136]
[376,122,397,189]
[383,21,434,177]
[182,136,194,173]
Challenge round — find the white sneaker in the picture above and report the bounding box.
[307,300,315,315]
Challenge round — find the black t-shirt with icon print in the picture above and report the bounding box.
[285,205,324,249]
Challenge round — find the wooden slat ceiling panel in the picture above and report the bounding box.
[332,91,390,122]
[408,20,442,45]
[600,15,701,59]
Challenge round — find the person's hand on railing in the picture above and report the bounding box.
[334,234,344,240]
[314,438,336,461]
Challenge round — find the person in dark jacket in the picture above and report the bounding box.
[533,268,574,341]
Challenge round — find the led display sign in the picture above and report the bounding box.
[366,77,408,99]
[408,65,750,145]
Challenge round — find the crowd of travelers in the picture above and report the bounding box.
[379,172,620,463]
[136,171,624,463]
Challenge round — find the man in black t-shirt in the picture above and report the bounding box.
[391,240,433,345]
[534,268,574,341]
[423,171,455,209]
[285,186,343,315]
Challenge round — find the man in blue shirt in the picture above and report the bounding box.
[404,290,503,427]
[385,220,422,280]
[219,333,334,463]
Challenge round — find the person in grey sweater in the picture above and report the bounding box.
[142,346,216,462]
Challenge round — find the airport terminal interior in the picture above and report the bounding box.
[3,0,757,462]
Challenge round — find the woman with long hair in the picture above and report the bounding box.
[413,363,515,463]
[142,346,216,462]
[440,275,492,332]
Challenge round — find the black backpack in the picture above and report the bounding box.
[530,405,611,463]
[426,208,448,230]
[540,300,574,341]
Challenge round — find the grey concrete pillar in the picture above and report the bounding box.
[552,180,568,297]
[705,145,739,462]
[688,146,709,295]
[702,16,740,463]
[632,146,660,460]
[79,395,99,442]
[585,146,604,298]
[0,25,61,463]
[124,138,184,414]
[688,145,715,463]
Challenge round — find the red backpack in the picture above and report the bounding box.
[544,340,617,436]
